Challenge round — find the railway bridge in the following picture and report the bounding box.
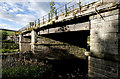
[18,0,120,78]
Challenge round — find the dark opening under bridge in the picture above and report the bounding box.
[18,0,120,78]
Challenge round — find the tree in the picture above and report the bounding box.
[49,0,56,18]
[2,31,8,40]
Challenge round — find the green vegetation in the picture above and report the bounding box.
[6,31,15,36]
[2,40,15,43]
[2,65,54,78]
[1,30,15,40]
[2,30,15,36]
[2,43,19,53]
[2,49,19,53]
[2,40,19,53]
[2,52,88,78]
[60,10,64,15]
[1,30,19,53]
[72,12,75,16]
[2,40,19,49]
[2,31,8,40]
[49,0,56,18]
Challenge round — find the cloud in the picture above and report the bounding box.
[0,1,67,30]
[16,14,36,25]
[0,2,50,26]
[0,23,20,30]
[8,6,24,13]
[0,3,36,25]
[26,2,50,17]
[0,0,76,2]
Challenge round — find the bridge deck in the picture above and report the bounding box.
[21,0,119,37]
[21,1,101,33]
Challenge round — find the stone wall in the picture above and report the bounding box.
[88,56,120,78]
[34,35,87,59]
[89,8,120,79]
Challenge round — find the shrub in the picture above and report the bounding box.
[2,31,8,40]
[2,43,19,49]
[2,65,54,78]
[2,40,15,43]
[2,49,19,53]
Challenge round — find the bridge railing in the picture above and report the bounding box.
[20,0,102,32]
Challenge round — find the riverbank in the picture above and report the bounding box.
[2,52,88,79]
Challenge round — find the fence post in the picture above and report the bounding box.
[101,0,103,4]
[43,16,44,24]
[34,20,36,27]
[78,0,81,13]
[48,29,49,34]
[65,4,67,17]
[55,9,58,20]
[73,5,74,13]
[38,19,40,27]
[48,13,50,22]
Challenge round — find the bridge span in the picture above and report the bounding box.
[18,0,120,78]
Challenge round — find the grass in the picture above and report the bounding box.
[1,30,15,36]
[2,51,88,79]
[2,42,19,53]
[6,31,15,35]
[2,49,19,53]
[2,65,54,78]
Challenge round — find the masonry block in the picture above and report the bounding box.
[88,57,119,79]
[19,34,31,52]
[31,30,37,53]
[34,35,87,59]
[89,8,120,79]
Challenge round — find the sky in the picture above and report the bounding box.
[0,1,68,31]
[0,0,93,31]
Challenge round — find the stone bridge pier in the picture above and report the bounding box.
[88,9,120,78]
[19,30,38,53]
[31,30,37,53]
[19,34,31,52]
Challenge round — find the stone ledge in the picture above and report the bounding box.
[86,51,120,62]
[20,42,31,43]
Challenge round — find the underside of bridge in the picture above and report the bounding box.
[41,30,90,49]
[34,30,90,60]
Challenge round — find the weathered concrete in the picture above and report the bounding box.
[89,8,120,79]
